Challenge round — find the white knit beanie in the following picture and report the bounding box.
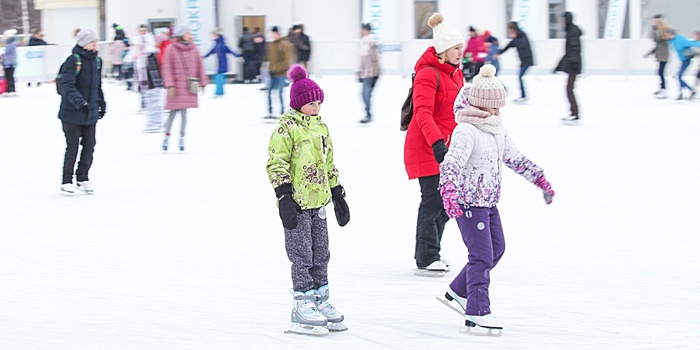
[427,13,464,54]
[468,64,506,109]
[173,24,191,38]
[75,29,98,47]
[3,29,18,38]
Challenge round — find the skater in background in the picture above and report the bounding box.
[404,13,464,276]
[111,33,127,82]
[483,34,500,75]
[238,27,257,83]
[695,31,700,89]
[133,24,163,132]
[266,64,350,334]
[440,64,555,330]
[252,27,266,80]
[57,29,106,195]
[291,24,311,69]
[203,28,240,98]
[161,24,208,151]
[645,14,670,99]
[555,11,583,122]
[264,26,293,118]
[463,26,486,83]
[2,29,18,97]
[666,29,700,100]
[358,22,380,124]
[496,21,534,103]
[27,29,48,87]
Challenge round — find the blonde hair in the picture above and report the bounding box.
[655,18,670,38]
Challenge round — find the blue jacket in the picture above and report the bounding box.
[668,34,700,61]
[204,35,240,74]
[58,45,105,125]
[2,37,18,67]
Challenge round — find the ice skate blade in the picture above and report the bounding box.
[326,322,348,332]
[461,326,503,337]
[414,269,445,277]
[285,323,329,336]
[436,297,465,316]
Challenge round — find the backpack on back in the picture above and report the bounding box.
[400,67,440,131]
[56,54,101,95]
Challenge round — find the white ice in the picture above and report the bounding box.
[1,73,699,350]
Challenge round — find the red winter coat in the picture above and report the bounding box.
[404,47,464,179]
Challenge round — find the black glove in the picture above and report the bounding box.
[432,139,447,164]
[275,184,302,229]
[98,101,106,119]
[331,185,350,227]
[79,101,89,116]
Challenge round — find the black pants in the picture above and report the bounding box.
[415,174,449,268]
[3,66,16,93]
[62,122,96,184]
[566,72,579,117]
[243,52,258,81]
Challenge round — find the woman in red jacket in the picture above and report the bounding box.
[404,13,464,276]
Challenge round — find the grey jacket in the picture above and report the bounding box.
[2,37,18,67]
[652,29,670,62]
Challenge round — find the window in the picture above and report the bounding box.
[549,0,566,38]
[415,0,437,39]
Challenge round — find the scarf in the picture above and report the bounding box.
[455,106,502,134]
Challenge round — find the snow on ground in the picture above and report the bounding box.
[1,73,699,350]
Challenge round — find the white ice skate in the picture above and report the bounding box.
[76,181,95,195]
[414,260,447,277]
[463,314,503,337]
[315,285,348,332]
[561,115,580,126]
[654,89,667,99]
[513,97,528,104]
[60,183,78,195]
[285,291,329,336]
[436,288,467,316]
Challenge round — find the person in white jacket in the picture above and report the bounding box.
[438,64,555,331]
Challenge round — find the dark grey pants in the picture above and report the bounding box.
[415,174,449,268]
[285,208,330,292]
[62,122,96,184]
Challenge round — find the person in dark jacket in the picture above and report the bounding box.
[497,22,534,103]
[58,29,105,195]
[555,12,582,122]
[238,27,257,82]
[204,30,240,97]
[27,29,49,87]
[291,24,311,69]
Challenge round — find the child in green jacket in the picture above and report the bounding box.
[266,64,350,335]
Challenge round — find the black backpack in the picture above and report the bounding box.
[400,67,440,131]
[56,54,101,95]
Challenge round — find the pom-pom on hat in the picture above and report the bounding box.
[288,64,324,111]
[468,64,506,109]
[75,29,98,47]
[427,13,464,54]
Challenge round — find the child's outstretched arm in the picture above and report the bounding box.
[503,131,555,204]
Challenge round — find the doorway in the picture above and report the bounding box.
[234,15,266,82]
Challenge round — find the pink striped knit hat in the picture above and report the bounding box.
[467,64,506,108]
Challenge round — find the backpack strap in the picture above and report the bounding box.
[96,57,101,70]
[74,53,82,76]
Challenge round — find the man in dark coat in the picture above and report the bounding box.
[292,24,311,69]
[497,21,534,102]
[27,29,48,87]
[58,29,106,195]
[555,11,582,121]
[238,27,257,82]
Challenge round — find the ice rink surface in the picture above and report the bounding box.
[1,72,699,349]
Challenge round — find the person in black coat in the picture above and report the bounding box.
[58,29,105,195]
[292,24,311,69]
[496,21,534,102]
[27,29,48,87]
[555,12,582,121]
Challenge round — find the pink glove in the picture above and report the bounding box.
[440,182,464,218]
[534,176,555,205]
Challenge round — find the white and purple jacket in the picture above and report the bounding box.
[439,114,545,208]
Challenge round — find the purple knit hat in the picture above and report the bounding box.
[288,64,324,111]
[468,64,506,108]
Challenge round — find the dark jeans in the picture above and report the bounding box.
[3,66,16,93]
[62,122,96,184]
[679,59,692,91]
[361,77,377,118]
[243,51,258,81]
[111,64,123,80]
[415,174,449,268]
[518,66,529,98]
[566,72,579,117]
[658,61,667,90]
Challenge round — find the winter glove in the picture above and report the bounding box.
[275,184,302,229]
[330,185,350,227]
[440,182,463,218]
[534,176,555,205]
[432,139,448,164]
[98,101,106,119]
[79,101,89,116]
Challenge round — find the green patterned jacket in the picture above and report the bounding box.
[267,109,339,210]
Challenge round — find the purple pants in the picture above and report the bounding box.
[449,206,505,316]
